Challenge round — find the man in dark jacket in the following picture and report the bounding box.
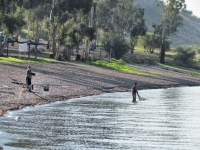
[26,65,36,91]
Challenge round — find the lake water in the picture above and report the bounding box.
[0,87,200,150]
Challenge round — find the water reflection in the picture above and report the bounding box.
[0,87,200,150]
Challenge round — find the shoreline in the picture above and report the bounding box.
[1,61,200,116]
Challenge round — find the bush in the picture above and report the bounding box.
[100,32,129,60]
[174,46,196,65]
[88,54,93,62]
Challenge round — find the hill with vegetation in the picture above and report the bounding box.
[135,0,200,47]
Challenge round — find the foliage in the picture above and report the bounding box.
[0,2,26,34]
[96,0,146,37]
[4,14,26,34]
[179,45,200,54]
[36,0,94,58]
[100,32,129,60]
[174,46,196,65]
[95,0,118,30]
[130,5,147,53]
[132,0,200,47]
[142,33,160,53]
[95,0,146,57]
[88,54,93,62]
[157,0,186,64]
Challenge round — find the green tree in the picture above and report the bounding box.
[23,0,93,58]
[30,6,48,41]
[130,7,147,53]
[58,11,95,60]
[49,0,93,58]
[158,0,186,64]
[101,32,129,60]
[0,0,25,55]
[96,0,146,57]
[95,0,118,31]
[142,33,160,53]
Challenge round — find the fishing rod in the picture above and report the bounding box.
[8,76,69,88]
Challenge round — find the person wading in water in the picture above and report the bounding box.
[132,82,139,102]
[26,65,36,92]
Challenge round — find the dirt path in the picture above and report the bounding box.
[1,60,200,116]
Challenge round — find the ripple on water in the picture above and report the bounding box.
[0,87,200,150]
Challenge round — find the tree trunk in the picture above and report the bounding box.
[130,38,134,54]
[55,42,60,59]
[0,43,3,56]
[160,41,165,64]
[160,28,166,64]
[130,38,137,54]
[35,19,40,42]
[0,2,7,29]
[52,25,57,58]
[0,2,8,55]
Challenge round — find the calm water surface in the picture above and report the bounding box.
[0,87,200,150]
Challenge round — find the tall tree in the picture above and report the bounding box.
[25,5,48,41]
[113,0,142,39]
[95,0,118,31]
[158,0,186,64]
[96,0,146,56]
[49,0,93,58]
[0,0,25,55]
[130,5,147,53]
[142,33,160,54]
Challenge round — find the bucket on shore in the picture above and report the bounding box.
[43,86,49,97]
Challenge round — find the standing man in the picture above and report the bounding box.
[26,65,36,91]
[132,82,139,102]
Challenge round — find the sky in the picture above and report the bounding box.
[185,0,200,17]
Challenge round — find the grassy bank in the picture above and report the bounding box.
[78,58,164,76]
[0,56,55,63]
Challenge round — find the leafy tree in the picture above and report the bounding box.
[22,0,93,58]
[101,32,129,60]
[95,0,118,31]
[58,11,95,60]
[96,0,146,57]
[111,0,147,41]
[26,6,48,41]
[157,0,186,64]
[141,32,171,54]
[0,0,25,55]
[48,0,93,58]
[142,33,160,53]
[130,7,147,53]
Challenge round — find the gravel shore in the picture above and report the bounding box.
[0,61,200,116]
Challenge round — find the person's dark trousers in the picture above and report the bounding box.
[26,77,33,91]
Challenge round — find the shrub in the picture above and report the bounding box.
[100,32,129,60]
[174,46,196,65]
[88,54,93,62]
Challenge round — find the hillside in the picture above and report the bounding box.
[135,0,200,47]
